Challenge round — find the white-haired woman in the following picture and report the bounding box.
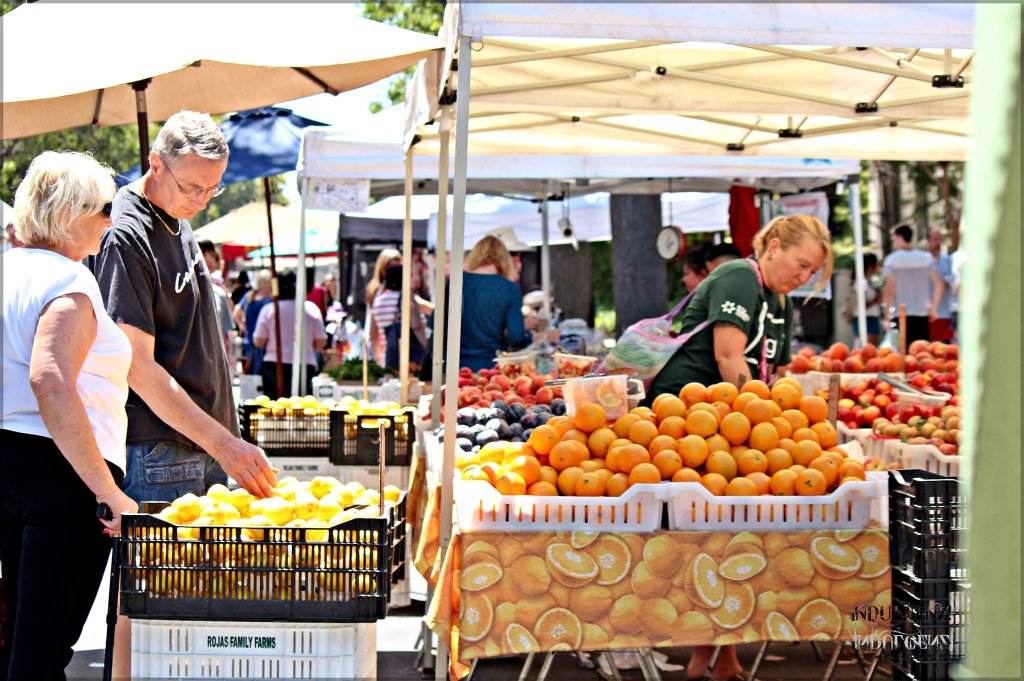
[1,151,138,678]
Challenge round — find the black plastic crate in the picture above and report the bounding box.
[118,494,406,622]
[328,408,415,467]
[889,470,968,581]
[238,403,335,457]
[889,576,968,681]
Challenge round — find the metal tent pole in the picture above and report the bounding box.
[292,178,310,396]
[401,150,414,404]
[436,33,472,681]
[431,105,452,430]
[540,180,552,319]
[849,175,869,346]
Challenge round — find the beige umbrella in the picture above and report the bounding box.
[194,201,339,246]
[1,2,441,168]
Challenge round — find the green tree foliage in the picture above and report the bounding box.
[360,0,445,111]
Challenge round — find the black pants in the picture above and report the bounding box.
[892,316,931,346]
[260,362,316,399]
[0,430,123,680]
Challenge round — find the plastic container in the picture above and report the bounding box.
[117,495,406,622]
[563,374,630,421]
[330,464,411,492]
[131,619,376,679]
[454,479,664,532]
[893,389,952,407]
[663,472,887,531]
[889,469,967,582]
[495,350,537,378]
[793,371,905,396]
[890,570,968,681]
[267,457,333,482]
[553,352,598,379]
[328,408,415,466]
[865,434,899,461]
[239,404,333,457]
[888,443,961,477]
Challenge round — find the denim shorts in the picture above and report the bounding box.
[124,441,227,505]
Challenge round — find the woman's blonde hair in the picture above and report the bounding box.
[366,248,402,303]
[254,269,273,291]
[465,235,514,280]
[752,214,834,291]
[13,151,115,248]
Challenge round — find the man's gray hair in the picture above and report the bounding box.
[152,110,229,166]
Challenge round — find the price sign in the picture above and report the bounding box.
[306,179,370,213]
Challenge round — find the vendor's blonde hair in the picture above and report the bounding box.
[366,248,402,304]
[752,214,833,291]
[13,151,115,248]
[465,235,515,280]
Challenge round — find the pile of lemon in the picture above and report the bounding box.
[243,394,408,417]
[154,477,402,542]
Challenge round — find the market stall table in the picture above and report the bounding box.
[409,473,891,679]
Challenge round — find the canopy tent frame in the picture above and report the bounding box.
[408,3,974,673]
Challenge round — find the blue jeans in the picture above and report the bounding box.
[124,441,226,505]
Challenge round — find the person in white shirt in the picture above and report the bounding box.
[1,151,138,678]
[882,224,944,345]
[253,270,328,398]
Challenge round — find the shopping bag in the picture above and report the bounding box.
[598,289,710,389]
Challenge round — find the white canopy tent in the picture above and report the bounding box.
[425,191,732,250]
[399,4,975,674]
[298,113,859,412]
[407,3,973,162]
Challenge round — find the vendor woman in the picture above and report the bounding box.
[646,214,832,681]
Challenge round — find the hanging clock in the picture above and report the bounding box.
[656,225,686,261]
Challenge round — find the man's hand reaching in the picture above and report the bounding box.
[211,437,278,497]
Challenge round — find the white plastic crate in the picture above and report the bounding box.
[330,464,410,491]
[893,389,952,407]
[131,619,375,679]
[836,422,873,447]
[663,472,887,531]
[888,443,961,477]
[454,479,664,532]
[792,371,904,396]
[865,434,900,461]
[267,456,333,481]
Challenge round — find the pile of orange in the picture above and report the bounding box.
[458,378,866,498]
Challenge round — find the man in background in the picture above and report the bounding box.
[927,229,956,342]
[198,239,237,365]
[705,241,742,271]
[882,224,943,344]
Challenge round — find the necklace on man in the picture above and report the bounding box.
[141,190,181,237]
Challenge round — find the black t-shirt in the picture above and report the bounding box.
[89,185,239,452]
[648,258,793,399]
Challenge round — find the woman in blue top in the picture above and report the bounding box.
[459,235,535,371]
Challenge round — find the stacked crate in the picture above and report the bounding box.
[888,470,969,681]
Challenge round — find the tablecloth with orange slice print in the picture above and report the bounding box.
[425,526,892,680]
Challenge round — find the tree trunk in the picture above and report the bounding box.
[610,194,668,336]
[549,242,594,324]
[879,161,902,252]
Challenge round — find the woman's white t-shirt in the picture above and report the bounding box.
[2,248,132,472]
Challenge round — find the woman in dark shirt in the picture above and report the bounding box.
[458,235,536,371]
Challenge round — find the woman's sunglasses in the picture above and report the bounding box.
[99,202,113,218]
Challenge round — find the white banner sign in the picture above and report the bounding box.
[306,179,370,213]
[769,191,832,300]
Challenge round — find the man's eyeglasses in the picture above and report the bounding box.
[164,163,226,199]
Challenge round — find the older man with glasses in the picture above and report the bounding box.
[90,111,277,506]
